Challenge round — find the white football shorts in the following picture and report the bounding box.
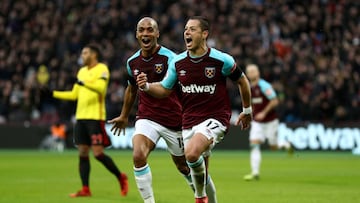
[182,118,227,157]
[134,119,184,156]
[249,119,279,146]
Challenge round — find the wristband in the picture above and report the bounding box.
[243,106,252,115]
[139,82,149,91]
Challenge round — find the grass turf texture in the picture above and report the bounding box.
[0,150,359,203]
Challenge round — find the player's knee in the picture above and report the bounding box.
[91,145,104,157]
[78,146,90,157]
[185,150,201,163]
[133,150,147,166]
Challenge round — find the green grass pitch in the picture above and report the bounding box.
[0,150,359,203]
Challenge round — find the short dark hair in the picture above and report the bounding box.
[85,44,102,61]
[188,16,210,32]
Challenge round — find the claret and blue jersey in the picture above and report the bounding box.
[251,78,278,122]
[161,47,243,129]
[126,46,182,130]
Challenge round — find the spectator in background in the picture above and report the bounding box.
[36,65,50,86]
[39,121,67,152]
[50,121,67,151]
[0,0,358,125]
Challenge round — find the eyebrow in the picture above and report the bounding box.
[185,25,199,29]
[137,25,155,30]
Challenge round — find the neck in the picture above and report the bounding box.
[189,43,208,57]
[142,44,160,58]
[251,78,259,86]
[88,61,98,69]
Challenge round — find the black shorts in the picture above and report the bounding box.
[74,120,111,147]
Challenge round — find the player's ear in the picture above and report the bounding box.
[202,30,209,40]
[156,30,160,39]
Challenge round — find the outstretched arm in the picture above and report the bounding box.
[108,84,137,136]
[136,72,173,98]
[53,84,79,101]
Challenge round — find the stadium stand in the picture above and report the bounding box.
[0,0,359,126]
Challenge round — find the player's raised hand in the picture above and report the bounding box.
[235,112,252,130]
[107,116,128,136]
[136,72,148,90]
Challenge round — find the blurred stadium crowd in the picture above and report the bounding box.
[0,0,359,126]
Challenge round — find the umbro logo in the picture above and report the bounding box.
[179,70,186,76]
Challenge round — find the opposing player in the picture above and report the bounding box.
[108,17,217,203]
[44,45,128,197]
[136,16,252,203]
[243,64,292,181]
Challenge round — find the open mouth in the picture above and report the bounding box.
[142,38,151,46]
[185,37,193,48]
[185,37,192,44]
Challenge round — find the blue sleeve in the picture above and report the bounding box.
[126,51,141,85]
[208,49,237,76]
[158,47,176,66]
[221,53,236,76]
[160,58,178,89]
[259,79,277,100]
[126,60,135,85]
[126,61,132,77]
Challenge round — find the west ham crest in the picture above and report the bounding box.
[154,64,164,74]
[205,67,215,78]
